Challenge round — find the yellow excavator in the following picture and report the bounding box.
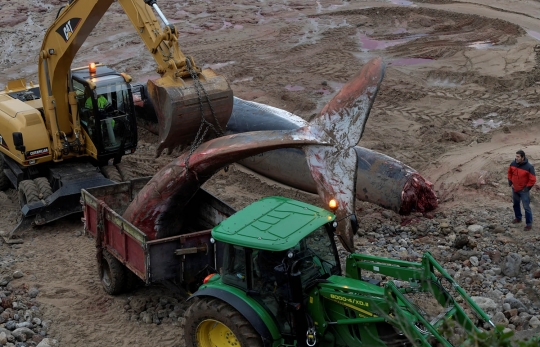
[0,0,233,236]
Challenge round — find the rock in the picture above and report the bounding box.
[382,211,392,219]
[12,327,34,342]
[502,253,522,277]
[12,271,24,279]
[5,320,16,330]
[32,334,44,344]
[470,256,479,267]
[486,250,502,263]
[0,276,11,286]
[492,225,505,233]
[485,289,504,303]
[27,288,38,299]
[15,322,32,329]
[504,298,527,310]
[140,312,152,324]
[463,172,490,188]
[529,316,540,328]
[492,311,509,326]
[504,309,518,318]
[128,298,147,314]
[467,224,483,233]
[443,131,468,142]
[471,296,498,316]
[0,332,7,345]
[454,234,469,249]
[36,338,59,347]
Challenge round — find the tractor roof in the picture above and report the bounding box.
[212,196,335,251]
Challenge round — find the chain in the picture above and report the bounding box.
[183,57,226,171]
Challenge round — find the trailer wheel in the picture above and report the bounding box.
[99,250,126,295]
[115,163,133,182]
[18,180,40,207]
[34,177,53,199]
[101,165,122,183]
[183,297,264,347]
[0,156,9,191]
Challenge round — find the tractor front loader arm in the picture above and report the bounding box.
[345,252,496,346]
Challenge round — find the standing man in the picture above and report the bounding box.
[508,150,536,230]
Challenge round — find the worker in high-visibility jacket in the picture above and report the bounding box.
[85,95,117,145]
[85,94,111,110]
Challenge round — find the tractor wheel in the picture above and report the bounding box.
[115,163,133,182]
[99,250,126,295]
[101,165,122,183]
[0,156,9,191]
[183,297,264,347]
[34,177,53,200]
[18,180,40,207]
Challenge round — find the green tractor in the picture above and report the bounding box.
[184,196,494,347]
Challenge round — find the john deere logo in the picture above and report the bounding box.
[0,134,8,149]
[56,18,81,42]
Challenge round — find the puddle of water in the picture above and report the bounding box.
[388,0,415,6]
[472,116,502,133]
[285,85,305,91]
[296,18,351,45]
[316,1,349,13]
[427,78,463,88]
[389,58,433,66]
[256,9,267,25]
[221,21,233,30]
[203,61,235,70]
[516,100,531,107]
[315,81,345,110]
[527,30,540,41]
[357,33,425,51]
[358,33,406,50]
[468,41,493,49]
[232,76,253,84]
[315,88,331,95]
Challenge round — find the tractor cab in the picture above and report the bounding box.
[71,64,138,164]
[210,197,341,341]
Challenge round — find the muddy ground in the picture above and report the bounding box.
[2,0,540,345]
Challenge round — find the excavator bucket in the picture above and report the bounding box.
[147,68,233,156]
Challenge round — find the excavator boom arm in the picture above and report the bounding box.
[38,0,231,160]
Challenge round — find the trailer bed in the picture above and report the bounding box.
[81,177,235,289]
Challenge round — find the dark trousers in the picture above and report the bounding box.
[513,189,532,226]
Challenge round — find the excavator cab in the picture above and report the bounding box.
[72,65,138,165]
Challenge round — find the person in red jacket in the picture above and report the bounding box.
[508,150,536,230]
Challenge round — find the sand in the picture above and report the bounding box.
[2,0,540,345]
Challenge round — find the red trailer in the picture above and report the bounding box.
[80,177,236,294]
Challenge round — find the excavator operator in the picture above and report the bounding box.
[85,94,111,111]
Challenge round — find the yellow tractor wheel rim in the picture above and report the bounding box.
[196,319,240,347]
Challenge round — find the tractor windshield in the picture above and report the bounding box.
[292,225,340,284]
